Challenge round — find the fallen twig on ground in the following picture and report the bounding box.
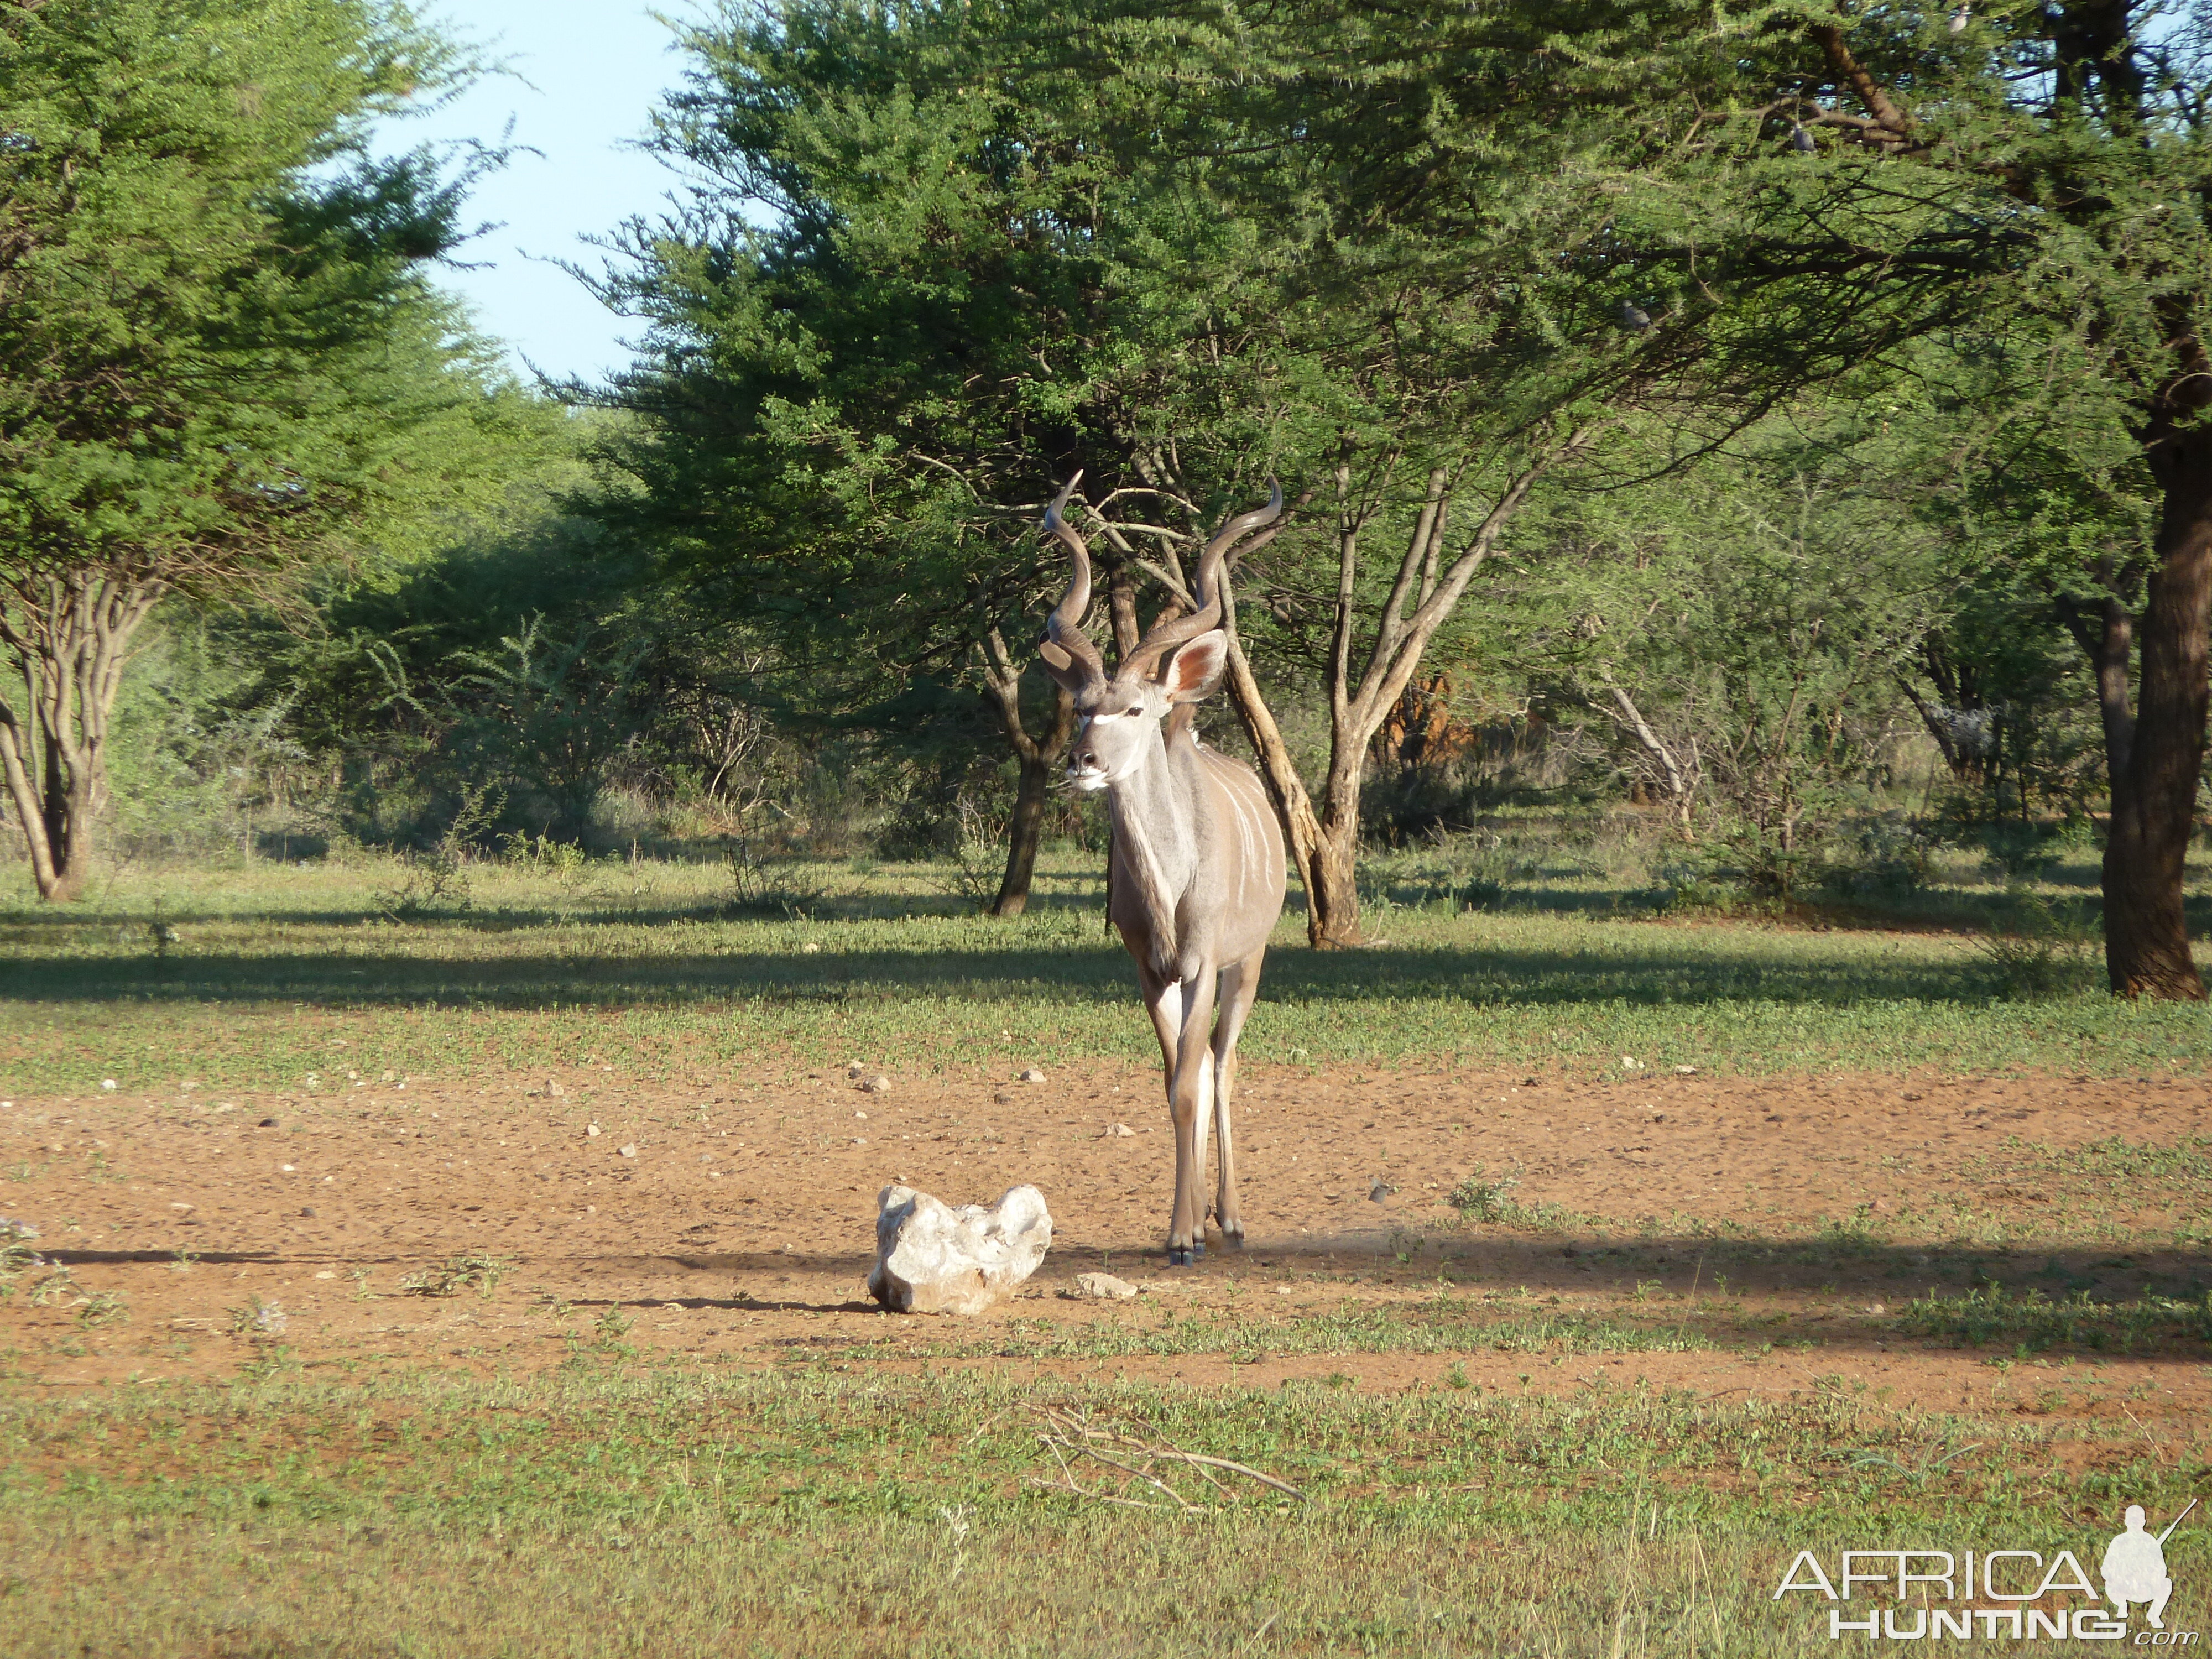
[1025,1403,1308,1512]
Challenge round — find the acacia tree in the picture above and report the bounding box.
[0,0,511,899]
[585,0,1313,915]
[1767,3,2212,997]
[1036,14,1693,947]
[1068,428,1601,947]
[1194,0,2212,994]
[587,0,1048,911]
[1543,428,1953,854]
[588,0,1654,937]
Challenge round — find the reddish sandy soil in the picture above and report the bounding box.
[3,1062,2207,1428]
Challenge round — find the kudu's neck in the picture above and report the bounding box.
[1107,724,1201,970]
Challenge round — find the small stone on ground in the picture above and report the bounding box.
[1062,1271,1138,1301]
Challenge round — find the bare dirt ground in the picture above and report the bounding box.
[4,1061,2208,1427]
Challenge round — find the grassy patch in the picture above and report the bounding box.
[4,853,2210,1091]
[1447,1167,1588,1232]
[1897,1285,2212,1354]
[6,847,2210,1652]
[1886,1135,2212,1251]
[1,1362,2199,1657]
[823,1300,1712,1364]
[397,1251,513,1299]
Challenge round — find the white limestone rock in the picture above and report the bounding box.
[867,1183,1052,1315]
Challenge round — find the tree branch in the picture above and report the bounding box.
[1808,23,1914,140]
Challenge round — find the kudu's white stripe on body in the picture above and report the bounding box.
[1230,780,1263,908]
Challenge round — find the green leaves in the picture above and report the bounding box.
[0,1,543,896]
[0,0,509,591]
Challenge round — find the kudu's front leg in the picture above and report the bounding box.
[1207,947,1267,1249]
[1139,968,1195,1262]
[1155,962,1217,1266]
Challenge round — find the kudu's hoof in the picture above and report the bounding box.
[1166,1243,1204,1267]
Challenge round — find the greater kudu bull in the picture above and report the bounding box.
[1036,474,1288,1265]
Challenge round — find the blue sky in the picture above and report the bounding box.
[387,2,704,385]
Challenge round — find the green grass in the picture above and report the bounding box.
[816,1298,1715,1364]
[3,850,2209,1092]
[1897,1285,2212,1354]
[6,844,2210,1653]
[1849,1134,2212,1253]
[2,1360,2200,1657]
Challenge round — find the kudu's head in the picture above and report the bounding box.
[1036,471,1282,793]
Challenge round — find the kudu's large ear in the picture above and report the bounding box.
[1161,630,1229,703]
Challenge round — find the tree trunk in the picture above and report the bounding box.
[0,722,58,896]
[1311,753,1368,948]
[1207,443,1580,950]
[39,749,95,901]
[2055,571,2140,797]
[1606,682,1699,837]
[2104,427,2212,999]
[1219,644,1362,948]
[993,748,1054,917]
[0,571,159,901]
[978,627,1075,918]
[1217,632,1364,946]
[1308,825,1361,945]
[2088,592,2138,784]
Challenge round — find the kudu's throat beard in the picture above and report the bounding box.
[1105,769,1187,979]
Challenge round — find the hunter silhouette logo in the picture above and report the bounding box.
[2105,1501,2193,1631]
[1773,1499,2199,1641]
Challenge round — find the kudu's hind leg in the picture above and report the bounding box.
[1207,947,1266,1248]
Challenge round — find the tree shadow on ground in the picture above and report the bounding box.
[136,1234,2201,1355]
[0,936,2012,1010]
[625,1231,2211,1303]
